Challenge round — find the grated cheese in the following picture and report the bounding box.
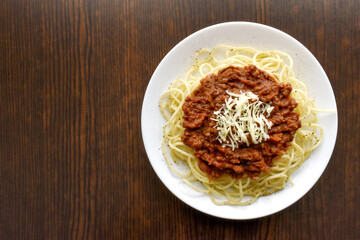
[212,91,274,150]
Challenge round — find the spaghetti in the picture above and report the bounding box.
[159,45,323,205]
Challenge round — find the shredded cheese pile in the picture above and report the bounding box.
[212,91,274,150]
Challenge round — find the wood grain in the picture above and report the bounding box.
[0,0,359,239]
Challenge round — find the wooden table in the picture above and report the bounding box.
[1,0,359,239]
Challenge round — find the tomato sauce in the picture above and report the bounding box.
[181,65,301,179]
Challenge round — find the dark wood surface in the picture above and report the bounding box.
[1,0,359,239]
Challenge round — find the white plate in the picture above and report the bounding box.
[141,22,338,220]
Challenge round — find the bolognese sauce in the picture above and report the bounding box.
[181,65,301,179]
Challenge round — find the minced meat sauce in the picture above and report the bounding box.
[181,65,301,179]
